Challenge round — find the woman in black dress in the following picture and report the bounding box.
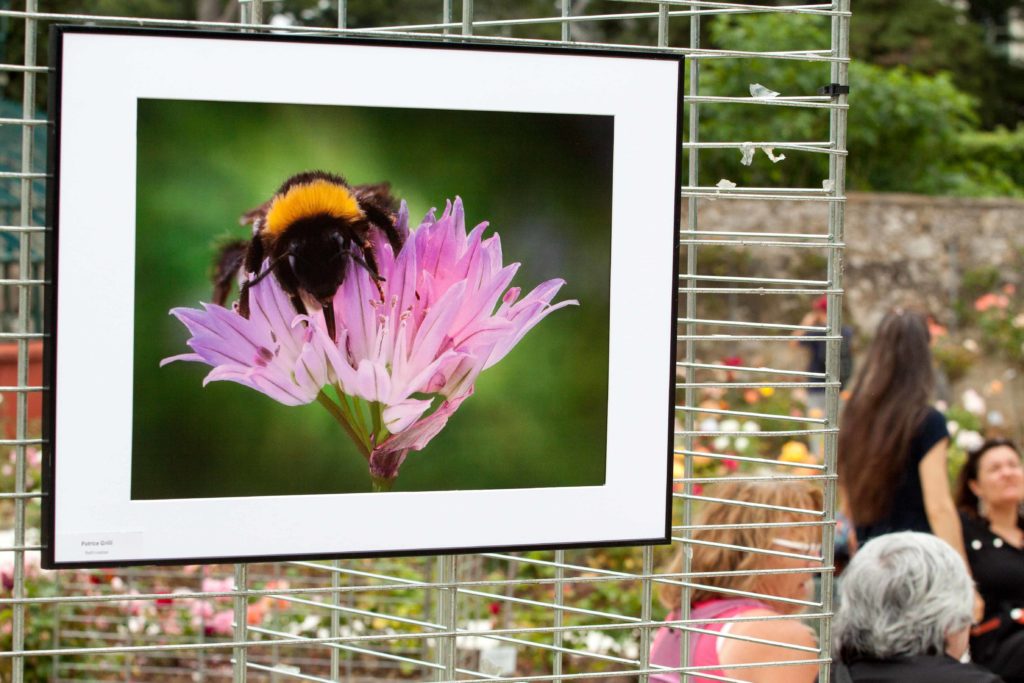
[957,438,1024,683]
[838,309,966,560]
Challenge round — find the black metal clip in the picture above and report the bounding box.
[818,83,850,97]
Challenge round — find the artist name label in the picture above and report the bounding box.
[59,532,143,562]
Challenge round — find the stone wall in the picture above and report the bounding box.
[687,192,1024,438]
[689,192,1024,333]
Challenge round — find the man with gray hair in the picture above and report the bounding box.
[831,532,1003,682]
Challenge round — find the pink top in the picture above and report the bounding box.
[649,598,770,683]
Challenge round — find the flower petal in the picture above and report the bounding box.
[382,397,433,434]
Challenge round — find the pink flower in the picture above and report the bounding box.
[207,609,234,636]
[975,292,1009,312]
[25,448,41,469]
[201,577,235,595]
[165,198,576,489]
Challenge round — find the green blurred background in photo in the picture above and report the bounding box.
[132,98,613,498]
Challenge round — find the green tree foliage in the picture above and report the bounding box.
[695,12,996,195]
[850,0,1024,129]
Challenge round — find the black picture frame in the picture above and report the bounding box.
[43,25,683,569]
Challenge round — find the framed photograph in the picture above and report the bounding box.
[43,26,682,568]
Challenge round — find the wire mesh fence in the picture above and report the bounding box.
[0,1,847,681]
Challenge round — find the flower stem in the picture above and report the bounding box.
[371,476,395,493]
[316,391,371,461]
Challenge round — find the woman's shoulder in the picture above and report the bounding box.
[919,406,949,435]
[727,612,817,648]
[960,509,989,537]
[910,407,949,459]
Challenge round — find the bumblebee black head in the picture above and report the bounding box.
[284,215,352,302]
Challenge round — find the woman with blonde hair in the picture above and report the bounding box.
[650,479,822,683]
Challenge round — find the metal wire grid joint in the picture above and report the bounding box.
[0,1,847,682]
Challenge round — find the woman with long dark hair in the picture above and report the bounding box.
[956,439,1024,683]
[838,309,966,560]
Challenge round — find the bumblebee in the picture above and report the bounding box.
[212,171,404,342]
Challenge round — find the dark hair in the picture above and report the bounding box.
[955,438,1022,519]
[838,309,935,526]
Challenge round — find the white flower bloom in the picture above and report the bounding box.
[299,615,321,632]
[713,436,731,452]
[956,430,985,452]
[735,437,750,451]
[962,388,986,416]
[720,419,741,433]
[963,339,980,353]
[699,418,720,433]
[946,420,959,435]
[742,420,760,433]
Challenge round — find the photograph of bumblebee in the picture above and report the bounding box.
[137,100,610,498]
[46,28,681,566]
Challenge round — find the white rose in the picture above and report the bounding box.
[720,419,741,433]
[955,430,984,452]
[962,388,986,416]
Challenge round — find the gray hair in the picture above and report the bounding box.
[833,532,973,660]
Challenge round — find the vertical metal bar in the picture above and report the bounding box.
[552,549,565,681]
[641,12,672,681]
[337,0,347,29]
[123,570,135,682]
[239,0,262,25]
[432,556,445,682]
[638,546,655,682]
[561,0,571,43]
[820,2,849,681]
[331,560,341,681]
[197,615,208,683]
[52,572,62,681]
[658,3,669,47]
[462,0,474,36]
[443,0,453,36]
[12,2,36,681]
[345,576,355,682]
[440,555,458,681]
[680,5,701,681]
[233,566,248,683]
[250,0,263,25]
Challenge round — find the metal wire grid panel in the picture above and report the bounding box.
[0,1,849,681]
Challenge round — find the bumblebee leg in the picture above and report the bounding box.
[322,302,337,343]
[239,283,252,318]
[364,207,405,253]
[211,240,248,306]
[353,183,404,252]
[344,247,386,301]
[237,252,291,318]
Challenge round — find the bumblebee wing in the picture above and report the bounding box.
[353,182,397,211]
[210,239,250,306]
[353,182,404,251]
[239,197,273,228]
